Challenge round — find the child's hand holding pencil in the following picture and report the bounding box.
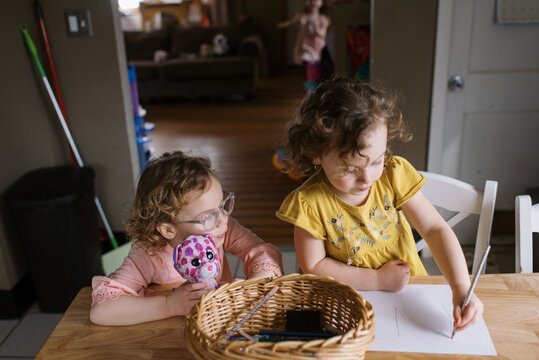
[452,291,484,336]
[451,245,490,338]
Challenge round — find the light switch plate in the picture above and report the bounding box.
[65,10,93,36]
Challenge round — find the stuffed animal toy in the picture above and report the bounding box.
[173,234,220,289]
[212,33,229,56]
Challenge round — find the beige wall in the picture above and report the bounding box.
[0,0,138,290]
[370,0,438,170]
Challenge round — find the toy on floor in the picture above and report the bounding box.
[173,234,220,289]
[272,147,304,181]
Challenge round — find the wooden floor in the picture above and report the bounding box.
[145,68,306,246]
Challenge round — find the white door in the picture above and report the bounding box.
[428,0,539,209]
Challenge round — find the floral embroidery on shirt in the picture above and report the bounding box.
[327,202,396,259]
[362,237,375,246]
[369,205,387,222]
[327,212,348,250]
[382,194,399,226]
[328,234,345,250]
[350,215,376,247]
[365,203,392,240]
[327,213,345,232]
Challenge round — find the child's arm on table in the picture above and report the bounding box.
[401,190,483,332]
[294,226,410,291]
[89,281,208,326]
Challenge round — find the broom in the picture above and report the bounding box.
[33,0,77,166]
[20,24,118,249]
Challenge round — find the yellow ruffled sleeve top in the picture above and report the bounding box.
[277,156,428,276]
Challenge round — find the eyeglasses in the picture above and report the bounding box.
[177,192,235,232]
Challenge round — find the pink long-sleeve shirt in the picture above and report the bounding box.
[92,217,283,304]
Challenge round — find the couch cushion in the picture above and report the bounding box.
[124,30,169,61]
[129,61,160,81]
[160,56,254,80]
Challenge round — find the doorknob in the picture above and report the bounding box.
[448,75,464,92]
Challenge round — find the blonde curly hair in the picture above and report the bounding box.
[283,77,411,176]
[125,151,213,253]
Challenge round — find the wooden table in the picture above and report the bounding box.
[36,274,539,359]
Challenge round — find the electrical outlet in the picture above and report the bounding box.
[65,10,93,36]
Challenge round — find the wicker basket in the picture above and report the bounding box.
[185,273,375,359]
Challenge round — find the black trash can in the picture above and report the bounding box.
[7,166,103,312]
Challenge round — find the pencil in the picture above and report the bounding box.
[223,285,279,341]
[451,244,491,338]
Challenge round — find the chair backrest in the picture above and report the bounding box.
[415,171,498,274]
[515,195,539,273]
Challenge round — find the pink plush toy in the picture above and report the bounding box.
[173,234,220,289]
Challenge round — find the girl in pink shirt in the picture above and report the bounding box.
[278,0,331,93]
[90,151,283,325]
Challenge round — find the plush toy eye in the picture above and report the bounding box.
[206,251,214,260]
[191,258,201,267]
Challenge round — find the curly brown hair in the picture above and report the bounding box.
[125,151,213,253]
[283,77,411,175]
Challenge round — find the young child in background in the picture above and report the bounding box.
[90,151,283,326]
[278,0,330,93]
[276,78,483,334]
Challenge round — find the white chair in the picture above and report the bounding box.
[415,171,498,275]
[515,195,539,273]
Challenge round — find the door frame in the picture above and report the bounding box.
[427,0,453,174]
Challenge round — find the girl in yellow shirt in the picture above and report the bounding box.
[276,78,483,335]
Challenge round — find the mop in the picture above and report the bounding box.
[20,24,118,249]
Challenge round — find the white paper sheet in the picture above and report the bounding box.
[359,284,497,355]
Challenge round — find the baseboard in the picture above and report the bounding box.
[0,273,35,319]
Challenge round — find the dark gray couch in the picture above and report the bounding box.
[124,20,266,102]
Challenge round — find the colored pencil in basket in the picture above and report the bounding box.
[259,330,335,339]
[223,285,279,341]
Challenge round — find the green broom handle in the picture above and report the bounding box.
[21,25,46,78]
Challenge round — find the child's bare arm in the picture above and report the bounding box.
[89,282,208,325]
[294,226,409,291]
[401,191,470,288]
[277,12,301,29]
[402,191,483,331]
